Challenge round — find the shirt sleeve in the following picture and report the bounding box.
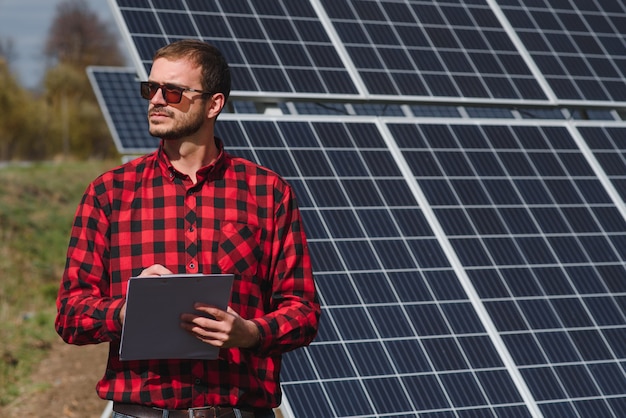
[251,183,321,356]
[55,181,123,345]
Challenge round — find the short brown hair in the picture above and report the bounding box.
[153,39,231,102]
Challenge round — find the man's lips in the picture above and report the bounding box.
[149,109,171,121]
[149,105,171,115]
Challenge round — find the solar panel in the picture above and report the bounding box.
[88,65,626,414]
[390,119,626,418]
[318,0,547,102]
[90,1,626,417]
[215,116,537,417]
[578,124,626,203]
[109,0,558,104]
[498,0,626,103]
[110,0,359,97]
[87,66,155,153]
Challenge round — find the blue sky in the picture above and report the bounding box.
[0,0,122,89]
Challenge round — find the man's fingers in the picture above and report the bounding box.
[138,264,173,277]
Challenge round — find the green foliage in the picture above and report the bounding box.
[0,61,47,160]
[0,48,120,161]
[0,160,118,406]
[44,64,119,159]
[0,0,124,161]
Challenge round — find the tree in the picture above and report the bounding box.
[44,0,125,68]
[41,0,124,159]
[0,60,46,160]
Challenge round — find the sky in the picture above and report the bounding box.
[0,0,125,90]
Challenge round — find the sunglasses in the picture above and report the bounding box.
[140,81,212,104]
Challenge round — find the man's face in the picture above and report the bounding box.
[146,57,208,140]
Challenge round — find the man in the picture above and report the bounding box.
[55,39,320,418]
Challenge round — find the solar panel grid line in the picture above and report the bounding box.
[217,2,293,95]
[573,123,626,336]
[413,124,604,266]
[157,0,201,43]
[464,125,620,277]
[498,1,609,103]
[569,122,626,225]
[485,0,558,103]
[560,9,622,83]
[424,1,512,101]
[282,342,345,418]
[307,0,370,96]
[376,120,543,417]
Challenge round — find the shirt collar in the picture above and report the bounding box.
[156,137,227,184]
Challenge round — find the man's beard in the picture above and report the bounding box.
[148,106,204,140]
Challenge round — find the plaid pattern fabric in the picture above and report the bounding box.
[55,139,320,409]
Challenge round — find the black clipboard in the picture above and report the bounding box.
[119,274,234,361]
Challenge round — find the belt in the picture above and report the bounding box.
[113,402,260,418]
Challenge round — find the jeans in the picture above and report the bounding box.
[112,409,275,418]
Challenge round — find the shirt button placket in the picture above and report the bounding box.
[185,189,198,273]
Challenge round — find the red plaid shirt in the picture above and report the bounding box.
[55,139,320,409]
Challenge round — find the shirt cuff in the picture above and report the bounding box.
[109,297,126,338]
[249,318,272,354]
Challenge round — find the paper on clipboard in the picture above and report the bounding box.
[119,274,234,361]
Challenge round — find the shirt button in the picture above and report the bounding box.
[194,378,202,385]
[189,226,194,232]
[189,263,195,269]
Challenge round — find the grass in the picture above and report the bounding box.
[0,159,118,405]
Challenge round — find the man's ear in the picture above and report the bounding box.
[207,93,226,118]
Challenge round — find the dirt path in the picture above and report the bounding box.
[1,339,284,418]
[1,338,110,418]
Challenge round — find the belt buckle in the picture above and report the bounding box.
[189,406,217,418]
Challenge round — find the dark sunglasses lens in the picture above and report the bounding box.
[163,86,183,104]
[140,82,157,100]
[140,82,184,103]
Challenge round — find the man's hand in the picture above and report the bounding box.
[118,264,174,325]
[180,304,260,349]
